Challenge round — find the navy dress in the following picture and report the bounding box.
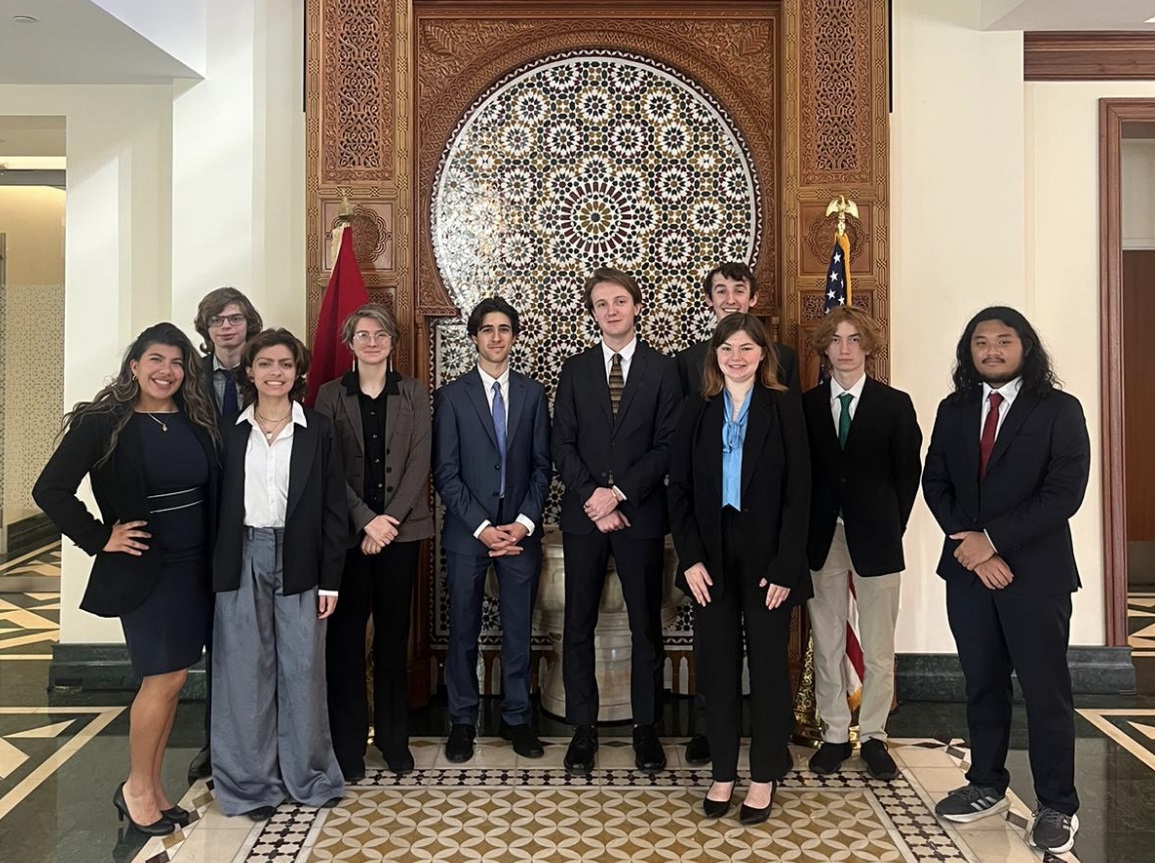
[119,412,212,677]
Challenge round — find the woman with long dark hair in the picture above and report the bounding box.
[34,323,220,836]
[210,328,347,821]
[668,313,811,825]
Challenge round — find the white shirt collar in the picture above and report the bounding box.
[237,401,308,427]
[982,376,1022,405]
[601,336,638,365]
[830,374,867,402]
[477,365,510,391]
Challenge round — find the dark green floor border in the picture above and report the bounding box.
[49,644,1135,700]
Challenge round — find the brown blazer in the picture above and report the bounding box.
[314,370,434,545]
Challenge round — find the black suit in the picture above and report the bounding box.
[804,377,922,576]
[922,384,1090,816]
[33,409,219,617]
[676,338,800,399]
[668,385,811,782]
[552,339,681,725]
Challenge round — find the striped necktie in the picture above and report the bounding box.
[609,353,624,415]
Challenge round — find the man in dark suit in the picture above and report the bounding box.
[802,306,921,781]
[433,297,552,762]
[186,286,263,783]
[674,261,800,766]
[923,306,1089,855]
[553,267,682,775]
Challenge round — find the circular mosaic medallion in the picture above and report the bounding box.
[431,50,760,347]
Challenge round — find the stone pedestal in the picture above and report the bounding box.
[533,527,682,722]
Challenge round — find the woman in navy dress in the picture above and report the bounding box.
[34,323,220,836]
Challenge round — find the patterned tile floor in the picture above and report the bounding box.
[0,542,62,595]
[1129,593,1155,658]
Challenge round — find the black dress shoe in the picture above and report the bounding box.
[321,796,343,809]
[685,734,711,765]
[500,721,545,758]
[564,724,598,775]
[739,781,777,826]
[186,745,211,784]
[861,739,899,781]
[632,724,667,774]
[445,725,476,763]
[809,741,852,775]
[161,804,191,827]
[112,783,175,837]
[702,782,733,818]
[245,805,278,822]
[342,766,366,783]
[385,747,415,776]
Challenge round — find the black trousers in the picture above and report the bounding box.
[946,578,1078,815]
[325,540,419,773]
[695,507,793,784]
[561,530,665,726]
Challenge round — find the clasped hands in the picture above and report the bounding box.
[949,530,1014,590]
[479,522,529,558]
[585,487,630,533]
[683,562,791,610]
[360,513,401,555]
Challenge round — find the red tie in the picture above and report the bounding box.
[979,392,1005,479]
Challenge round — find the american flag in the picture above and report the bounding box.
[824,232,852,313]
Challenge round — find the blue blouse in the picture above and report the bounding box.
[721,388,752,509]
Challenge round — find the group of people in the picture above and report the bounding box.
[33,263,1089,855]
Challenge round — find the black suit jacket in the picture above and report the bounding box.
[433,367,552,554]
[33,409,220,617]
[201,354,241,432]
[552,340,682,538]
[922,387,1090,595]
[668,385,812,603]
[803,377,923,576]
[213,407,348,594]
[676,338,800,398]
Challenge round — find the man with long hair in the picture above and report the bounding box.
[922,306,1089,855]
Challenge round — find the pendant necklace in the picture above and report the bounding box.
[144,412,170,432]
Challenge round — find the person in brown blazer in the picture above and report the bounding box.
[314,302,433,780]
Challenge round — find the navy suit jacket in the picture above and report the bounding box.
[922,387,1090,595]
[433,368,552,554]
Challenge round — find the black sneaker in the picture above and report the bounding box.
[445,724,475,763]
[684,734,711,765]
[1029,807,1079,854]
[809,741,852,775]
[860,739,898,781]
[934,784,1009,823]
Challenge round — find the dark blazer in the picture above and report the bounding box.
[676,338,800,398]
[213,407,348,594]
[314,370,434,545]
[33,409,220,617]
[668,385,812,604]
[803,377,923,576]
[922,387,1090,595]
[552,340,682,538]
[201,354,240,432]
[433,368,552,554]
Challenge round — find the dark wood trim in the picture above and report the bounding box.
[1027,32,1155,81]
[1099,99,1151,648]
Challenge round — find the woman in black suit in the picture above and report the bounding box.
[211,328,347,821]
[314,303,433,779]
[668,313,811,824]
[33,323,220,836]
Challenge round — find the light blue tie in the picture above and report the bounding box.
[492,381,507,497]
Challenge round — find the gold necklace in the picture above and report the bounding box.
[255,409,291,441]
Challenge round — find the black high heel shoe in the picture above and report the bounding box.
[738,780,777,826]
[161,804,191,827]
[702,782,734,818]
[113,783,175,836]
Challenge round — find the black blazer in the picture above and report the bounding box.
[314,371,434,545]
[213,407,348,594]
[32,409,220,617]
[552,340,682,538]
[803,377,923,576]
[201,354,241,432]
[922,387,1090,595]
[668,385,812,604]
[433,367,552,554]
[676,338,800,399]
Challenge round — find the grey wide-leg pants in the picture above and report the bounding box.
[211,527,344,816]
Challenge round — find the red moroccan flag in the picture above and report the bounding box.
[306,225,370,407]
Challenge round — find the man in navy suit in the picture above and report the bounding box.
[553,267,682,775]
[433,297,552,761]
[803,306,921,781]
[923,307,1089,855]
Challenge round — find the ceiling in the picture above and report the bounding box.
[984,0,1155,31]
[0,117,65,159]
[0,0,200,84]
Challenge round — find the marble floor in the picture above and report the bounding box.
[1,560,1154,862]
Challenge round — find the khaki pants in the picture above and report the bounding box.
[807,523,901,744]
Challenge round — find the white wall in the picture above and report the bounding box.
[0,0,305,645]
[1123,140,1155,247]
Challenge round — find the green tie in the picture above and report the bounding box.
[837,392,854,449]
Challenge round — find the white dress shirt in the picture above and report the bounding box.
[829,373,866,431]
[472,365,536,540]
[601,335,638,385]
[238,402,337,596]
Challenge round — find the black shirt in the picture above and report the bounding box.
[357,387,388,511]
